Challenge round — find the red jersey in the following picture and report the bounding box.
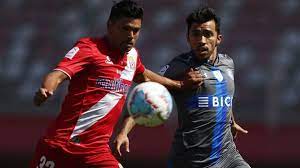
[43,37,145,155]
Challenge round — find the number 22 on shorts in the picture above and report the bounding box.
[36,155,55,168]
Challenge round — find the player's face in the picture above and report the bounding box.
[108,17,142,54]
[187,20,222,60]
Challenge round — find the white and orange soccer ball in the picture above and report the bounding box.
[127,82,173,127]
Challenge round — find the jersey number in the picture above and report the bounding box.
[36,155,55,168]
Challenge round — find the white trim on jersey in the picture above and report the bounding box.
[53,68,72,80]
[70,92,123,139]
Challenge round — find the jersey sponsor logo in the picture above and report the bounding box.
[198,96,232,108]
[212,96,232,107]
[198,96,209,107]
[212,70,223,82]
[65,47,79,59]
[96,78,130,94]
[159,65,170,75]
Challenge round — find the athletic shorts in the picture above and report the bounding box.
[30,140,123,168]
[168,147,250,168]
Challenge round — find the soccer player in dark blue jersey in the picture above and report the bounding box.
[115,7,251,168]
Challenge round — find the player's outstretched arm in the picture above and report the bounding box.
[135,68,204,90]
[34,70,68,106]
[114,116,135,156]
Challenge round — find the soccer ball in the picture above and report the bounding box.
[127,82,173,127]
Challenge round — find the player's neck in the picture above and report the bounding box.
[104,35,123,57]
[193,48,218,65]
[208,49,218,65]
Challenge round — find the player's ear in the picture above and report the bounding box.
[107,20,116,33]
[107,20,112,30]
[216,34,222,46]
[186,32,191,44]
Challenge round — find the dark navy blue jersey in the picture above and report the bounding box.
[161,51,237,167]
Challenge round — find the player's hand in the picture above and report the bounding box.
[114,133,130,156]
[34,88,53,106]
[231,122,248,139]
[182,68,205,89]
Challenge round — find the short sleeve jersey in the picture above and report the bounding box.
[161,51,236,167]
[43,37,145,155]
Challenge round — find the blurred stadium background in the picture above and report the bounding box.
[1,0,300,167]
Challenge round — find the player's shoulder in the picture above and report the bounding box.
[76,37,109,56]
[218,53,232,60]
[76,37,99,47]
[171,51,193,65]
[159,52,191,77]
[218,53,234,67]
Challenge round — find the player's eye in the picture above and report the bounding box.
[191,30,214,38]
[191,30,202,37]
[132,28,140,35]
[203,30,214,38]
[123,26,130,31]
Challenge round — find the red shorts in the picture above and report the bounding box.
[30,140,123,168]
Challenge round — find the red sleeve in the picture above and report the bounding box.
[54,39,93,79]
[135,55,145,75]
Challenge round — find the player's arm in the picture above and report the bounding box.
[114,116,135,156]
[33,38,92,106]
[34,70,68,106]
[134,68,204,90]
[230,110,248,139]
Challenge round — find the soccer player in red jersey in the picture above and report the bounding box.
[31,1,202,168]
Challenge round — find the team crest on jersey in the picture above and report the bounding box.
[126,48,138,69]
[65,47,79,59]
[212,70,223,82]
[127,55,136,69]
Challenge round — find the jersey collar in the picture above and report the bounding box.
[190,51,220,67]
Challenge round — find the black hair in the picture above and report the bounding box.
[186,7,221,34]
[108,0,144,22]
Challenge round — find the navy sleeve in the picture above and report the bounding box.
[159,57,189,80]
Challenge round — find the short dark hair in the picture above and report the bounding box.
[186,7,221,34]
[108,0,144,22]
